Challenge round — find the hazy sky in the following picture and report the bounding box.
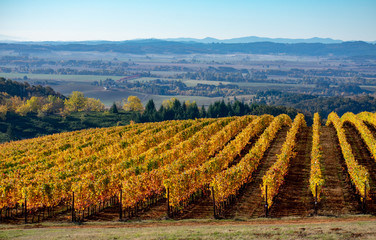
[0,0,375,41]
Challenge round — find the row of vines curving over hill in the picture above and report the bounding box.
[0,111,375,222]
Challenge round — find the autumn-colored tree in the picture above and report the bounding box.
[162,97,178,109]
[64,91,87,113]
[6,96,24,112]
[41,95,65,114]
[84,98,105,112]
[123,96,144,112]
[0,105,7,120]
[16,96,45,116]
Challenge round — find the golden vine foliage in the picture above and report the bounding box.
[78,117,225,208]
[309,113,324,201]
[0,119,194,210]
[211,114,291,205]
[261,113,306,208]
[342,112,376,162]
[118,115,253,208]
[326,112,370,199]
[357,112,376,129]
[165,115,274,207]
[118,117,238,207]
[1,112,373,214]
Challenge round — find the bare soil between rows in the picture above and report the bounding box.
[343,122,376,213]
[319,125,361,215]
[221,126,290,218]
[269,126,313,217]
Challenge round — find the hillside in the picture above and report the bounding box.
[1,40,376,56]
[0,111,375,224]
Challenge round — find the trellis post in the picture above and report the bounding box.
[119,188,123,220]
[71,192,75,222]
[24,197,27,224]
[264,185,268,217]
[167,188,170,217]
[314,184,318,215]
[211,186,216,218]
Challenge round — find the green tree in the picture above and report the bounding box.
[110,102,118,113]
[199,105,207,118]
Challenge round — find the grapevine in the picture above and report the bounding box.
[211,114,291,206]
[261,113,306,208]
[326,112,370,200]
[309,113,324,202]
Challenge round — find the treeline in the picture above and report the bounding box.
[0,78,106,119]
[137,98,304,124]
[255,90,376,118]
[121,79,247,97]
[0,77,63,99]
[0,91,105,119]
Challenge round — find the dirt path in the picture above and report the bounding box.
[343,123,376,214]
[319,126,360,215]
[269,126,313,217]
[219,127,290,219]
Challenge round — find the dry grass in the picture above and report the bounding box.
[1,216,376,240]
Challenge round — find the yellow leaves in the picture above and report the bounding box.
[261,113,306,208]
[2,112,373,213]
[343,112,376,163]
[309,113,324,201]
[211,114,290,205]
[167,115,273,207]
[123,96,144,112]
[327,112,370,200]
[0,105,8,120]
[0,120,169,209]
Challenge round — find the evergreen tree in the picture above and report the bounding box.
[141,99,157,122]
[199,105,207,118]
[145,99,156,113]
[186,102,200,119]
[109,103,118,113]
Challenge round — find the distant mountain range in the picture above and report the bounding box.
[1,39,376,57]
[164,36,346,44]
[1,36,375,44]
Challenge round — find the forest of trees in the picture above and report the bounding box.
[254,90,376,117]
[0,77,63,98]
[137,98,302,124]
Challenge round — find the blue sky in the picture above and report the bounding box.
[0,0,375,41]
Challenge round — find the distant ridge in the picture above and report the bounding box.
[2,36,375,44]
[164,36,344,44]
[1,40,375,57]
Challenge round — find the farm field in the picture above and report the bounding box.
[0,73,242,107]
[0,111,376,226]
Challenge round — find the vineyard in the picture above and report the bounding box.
[0,112,376,223]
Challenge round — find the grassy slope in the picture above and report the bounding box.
[0,217,375,239]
